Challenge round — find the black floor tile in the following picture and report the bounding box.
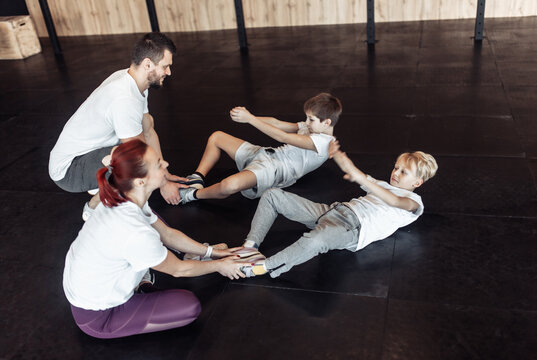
[359,45,420,66]
[489,27,537,44]
[408,115,523,157]
[148,86,256,116]
[0,261,80,359]
[417,156,537,216]
[246,87,334,115]
[265,65,346,88]
[332,87,416,115]
[0,143,60,192]
[492,43,537,63]
[189,285,386,359]
[0,89,59,118]
[0,114,64,170]
[418,44,496,65]
[420,30,482,48]
[26,89,94,115]
[390,214,537,311]
[506,86,537,116]
[514,115,537,158]
[0,191,85,266]
[336,65,418,88]
[383,299,537,360]
[334,115,412,154]
[417,62,501,86]
[497,60,537,86]
[285,46,360,67]
[414,85,511,116]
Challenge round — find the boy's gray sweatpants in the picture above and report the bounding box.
[245,188,361,277]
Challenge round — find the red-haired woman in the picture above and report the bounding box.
[63,140,245,339]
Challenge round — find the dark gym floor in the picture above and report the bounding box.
[1,16,537,360]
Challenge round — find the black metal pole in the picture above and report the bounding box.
[38,0,61,55]
[234,0,248,50]
[366,0,376,46]
[474,0,486,41]
[146,0,160,32]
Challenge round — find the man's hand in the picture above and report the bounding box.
[160,181,186,205]
[166,173,190,183]
[230,106,255,123]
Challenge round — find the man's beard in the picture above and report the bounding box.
[148,70,163,89]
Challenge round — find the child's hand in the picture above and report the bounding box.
[329,140,340,158]
[332,151,365,184]
[230,106,254,123]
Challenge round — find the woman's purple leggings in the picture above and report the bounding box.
[70,289,201,339]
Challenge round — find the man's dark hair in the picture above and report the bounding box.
[131,32,176,65]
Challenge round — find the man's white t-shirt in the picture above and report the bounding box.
[49,69,149,181]
[63,201,167,311]
[346,176,424,251]
[272,121,335,187]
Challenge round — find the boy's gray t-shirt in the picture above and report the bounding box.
[271,122,335,187]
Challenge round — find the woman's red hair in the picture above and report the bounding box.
[97,140,149,207]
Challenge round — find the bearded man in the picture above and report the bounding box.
[49,33,187,216]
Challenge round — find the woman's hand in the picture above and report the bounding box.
[216,256,246,280]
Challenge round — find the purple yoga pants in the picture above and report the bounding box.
[70,289,201,339]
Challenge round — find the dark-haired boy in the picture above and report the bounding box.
[179,93,343,203]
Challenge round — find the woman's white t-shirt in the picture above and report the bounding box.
[63,201,167,311]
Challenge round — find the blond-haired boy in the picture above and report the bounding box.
[240,143,438,277]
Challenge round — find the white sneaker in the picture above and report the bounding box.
[240,260,268,278]
[82,202,94,222]
[140,269,155,285]
[135,270,156,293]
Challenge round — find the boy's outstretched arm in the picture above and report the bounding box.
[256,116,299,133]
[230,107,317,151]
[329,141,419,212]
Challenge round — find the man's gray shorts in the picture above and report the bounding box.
[234,141,284,199]
[54,146,115,193]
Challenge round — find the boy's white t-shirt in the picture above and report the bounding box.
[346,176,424,251]
[272,122,335,187]
[49,69,149,181]
[63,201,167,311]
